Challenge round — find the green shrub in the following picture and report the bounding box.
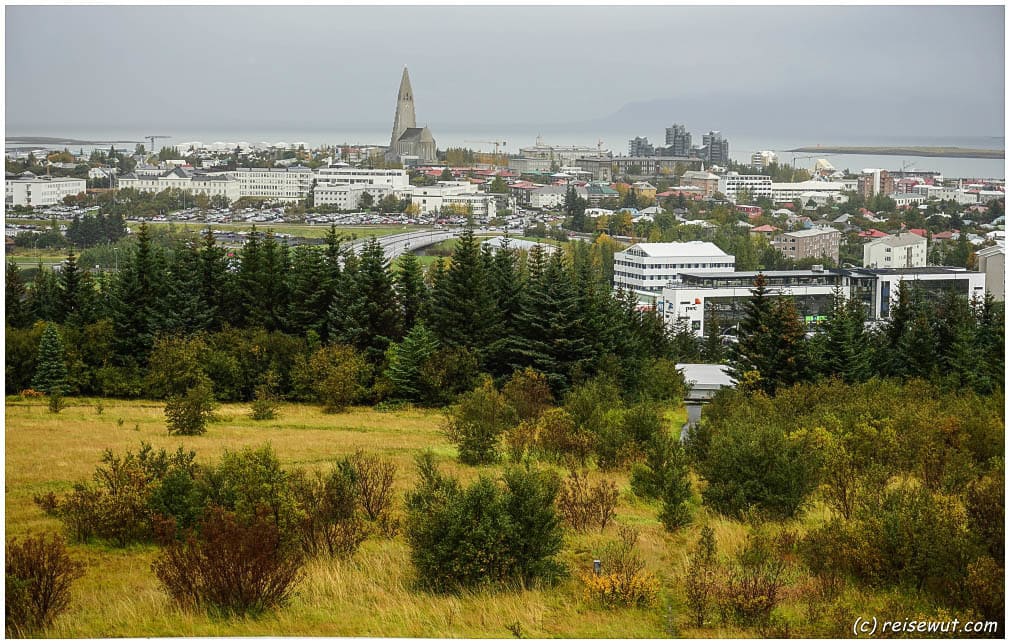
[200,445,300,546]
[536,408,592,466]
[631,430,693,531]
[152,506,304,616]
[165,380,217,435]
[688,390,823,519]
[501,368,554,423]
[404,453,564,592]
[717,529,788,629]
[249,373,281,421]
[441,377,517,465]
[684,526,719,628]
[5,533,84,637]
[309,344,369,413]
[289,462,369,558]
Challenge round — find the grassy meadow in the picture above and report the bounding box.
[5,397,926,638]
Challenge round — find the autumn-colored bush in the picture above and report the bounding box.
[5,533,84,637]
[152,506,304,616]
[580,527,659,608]
[557,469,618,533]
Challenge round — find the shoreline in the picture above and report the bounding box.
[786,145,1004,159]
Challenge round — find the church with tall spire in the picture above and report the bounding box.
[386,67,437,163]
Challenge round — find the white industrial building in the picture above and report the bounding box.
[613,241,736,296]
[862,233,928,269]
[5,173,87,207]
[660,267,986,337]
[717,173,773,203]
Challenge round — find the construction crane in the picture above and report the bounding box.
[146,135,171,153]
[463,140,507,168]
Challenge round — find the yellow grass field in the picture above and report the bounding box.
[4,397,905,638]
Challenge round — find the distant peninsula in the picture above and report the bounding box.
[786,145,1004,159]
[7,136,142,145]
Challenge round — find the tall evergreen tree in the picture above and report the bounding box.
[258,232,291,331]
[164,240,210,334]
[763,297,807,392]
[287,245,330,338]
[32,323,68,395]
[384,322,440,403]
[110,223,167,365]
[820,287,870,384]
[197,228,230,330]
[235,226,263,327]
[395,252,427,331]
[28,265,62,324]
[513,248,590,394]
[6,260,30,328]
[427,228,498,361]
[332,238,402,364]
[729,273,774,388]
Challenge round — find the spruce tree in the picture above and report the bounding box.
[164,240,210,334]
[57,249,81,325]
[427,228,498,360]
[395,252,427,331]
[6,260,30,328]
[235,226,263,327]
[763,297,807,392]
[287,245,330,338]
[110,223,167,366]
[32,323,68,395]
[821,288,870,384]
[27,265,62,323]
[258,231,291,331]
[729,273,774,388]
[197,228,230,330]
[385,323,440,403]
[333,238,402,364]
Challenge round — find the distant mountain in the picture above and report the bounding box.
[575,93,1005,141]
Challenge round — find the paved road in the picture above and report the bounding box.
[347,229,461,261]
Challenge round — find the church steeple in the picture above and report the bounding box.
[389,66,417,149]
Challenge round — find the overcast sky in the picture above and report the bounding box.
[5,4,1005,139]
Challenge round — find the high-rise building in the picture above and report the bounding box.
[628,136,654,157]
[665,124,692,157]
[750,150,778,169]
[702,131,730,165]
[857,169,895,199]
[386,67,437,163]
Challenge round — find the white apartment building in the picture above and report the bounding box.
[211,166,314,202]
[976,243,1005,301]
[613,241,736,296]
[5,174,87,207]
[862,233,927,269]
[751,150,778,169]
[315,166,410,190]
[313,183,369,210]
[409,181,496,217]
[529,185,588,210]
[770,181,850,203]
[717,172,773,203]
[117,167,241,202]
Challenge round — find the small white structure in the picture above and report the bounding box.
[676,363,736,439]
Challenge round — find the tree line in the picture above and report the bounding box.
[6,224,687,403]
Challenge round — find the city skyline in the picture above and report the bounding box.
[5,4,1005,139]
